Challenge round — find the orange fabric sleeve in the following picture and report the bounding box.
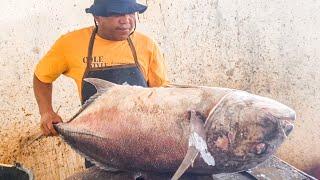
[148,41,169,87]
[34,36,68,83]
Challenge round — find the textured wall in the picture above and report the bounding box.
[0,0,319,179]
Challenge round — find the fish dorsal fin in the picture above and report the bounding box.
[66,78,117,122]
[83,78,117,94]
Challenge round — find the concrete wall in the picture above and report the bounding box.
[1,0,319,179]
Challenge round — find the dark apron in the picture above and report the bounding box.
[82,27,148,168]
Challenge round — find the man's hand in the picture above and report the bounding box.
[40,111,62,136]
[34,75,63,136]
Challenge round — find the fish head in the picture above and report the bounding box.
[205,91,296,172]
[247,93,296,156]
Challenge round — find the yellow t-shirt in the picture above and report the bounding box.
[35,27,169,96]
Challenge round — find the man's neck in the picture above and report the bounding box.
[96,29,128,41]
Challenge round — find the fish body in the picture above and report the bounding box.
[66,167,212,180]
[55,78,295,175]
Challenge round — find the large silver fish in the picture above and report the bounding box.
[55,78,295,179]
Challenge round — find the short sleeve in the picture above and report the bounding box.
[147,41,169,87]
[34,36,68,83]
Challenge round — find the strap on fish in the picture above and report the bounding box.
[171,92,235,180]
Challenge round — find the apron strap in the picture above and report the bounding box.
[127,36,146,79]
[82,28,147,99]
[83,27,98,76]
[81,27,98,103]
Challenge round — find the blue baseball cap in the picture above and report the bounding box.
[85,0,147,17]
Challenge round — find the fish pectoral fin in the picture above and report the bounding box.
[171,147,199,180]
[172,110,215,180]
[188,110,215,166]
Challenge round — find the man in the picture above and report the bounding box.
[33,0,169,167]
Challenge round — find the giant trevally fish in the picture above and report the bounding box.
[54,78,295,179]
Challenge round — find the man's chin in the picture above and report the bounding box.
[114,34,130,41]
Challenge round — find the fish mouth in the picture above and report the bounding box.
[274,108,296,137]
[281,119,295,137]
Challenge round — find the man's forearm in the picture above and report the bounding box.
[33,75,54,115]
